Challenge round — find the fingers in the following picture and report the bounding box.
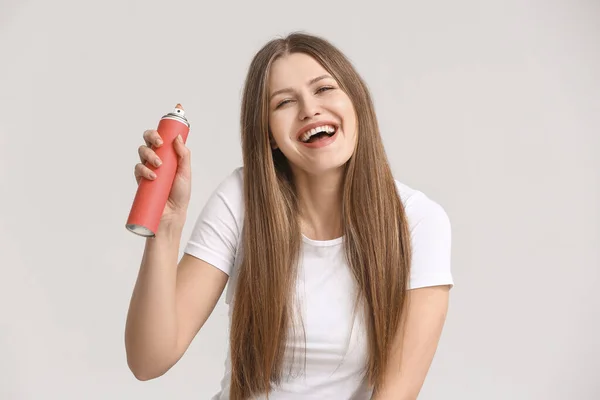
[173,135,191,178]
[135,130,190,184]
[135,130,163,184]
[142,129,163,148]
[139,129,165,165]
[134,162,157,184]
[138,144,162,167]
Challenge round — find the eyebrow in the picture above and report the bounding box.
[269,74,333,100]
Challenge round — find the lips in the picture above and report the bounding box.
[295,121,339,142]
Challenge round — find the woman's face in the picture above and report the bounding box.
[267,53,357,176]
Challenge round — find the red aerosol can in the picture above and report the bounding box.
[126,104,190,237]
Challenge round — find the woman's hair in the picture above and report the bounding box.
[231,32,412,399]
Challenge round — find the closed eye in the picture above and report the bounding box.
[275,99,293,109]
[274,86,334,109]
[316,86,334,94]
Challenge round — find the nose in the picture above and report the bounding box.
[298,95,320,121]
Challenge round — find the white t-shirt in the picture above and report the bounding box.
[183,167,453,400]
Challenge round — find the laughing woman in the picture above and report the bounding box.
[125,32,454,400]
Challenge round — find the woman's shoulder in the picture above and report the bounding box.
[393,178,451,230]
[206,166,245,206]
[217,166,244,192]
[394,179,453,288]
[194,166,245,227]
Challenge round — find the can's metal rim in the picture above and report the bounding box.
[161,113,190,128]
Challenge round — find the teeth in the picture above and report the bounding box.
[300,125,336,142]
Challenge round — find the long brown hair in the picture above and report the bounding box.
[231,32,412,399]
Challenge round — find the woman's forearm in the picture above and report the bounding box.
[124,216,185,380]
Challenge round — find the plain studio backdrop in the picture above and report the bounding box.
[1,0,598,399]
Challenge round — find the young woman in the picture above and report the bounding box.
[125,32,454,400]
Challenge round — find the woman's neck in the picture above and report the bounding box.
[293,167,344,241]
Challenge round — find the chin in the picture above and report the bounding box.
[297,158,351,177]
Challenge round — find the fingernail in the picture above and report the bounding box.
[150,171,157,179]
[155,158,162,166]
[156,138,163,145]
[177,135,183,142]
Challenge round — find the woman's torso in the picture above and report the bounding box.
[213,234,373,400]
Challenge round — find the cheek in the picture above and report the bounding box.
[331,95,355,122]
[268,114,289,145]
[269,110,294,143]
[338,99,357,134]
[267,118,275,136]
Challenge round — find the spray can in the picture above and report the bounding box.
[126,104,190,237]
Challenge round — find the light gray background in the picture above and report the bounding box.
[1,0,598,399]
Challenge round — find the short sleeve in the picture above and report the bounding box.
[405,192,454,290]
[183,168,244,276]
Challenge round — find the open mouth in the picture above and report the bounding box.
[298,124,338,144]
